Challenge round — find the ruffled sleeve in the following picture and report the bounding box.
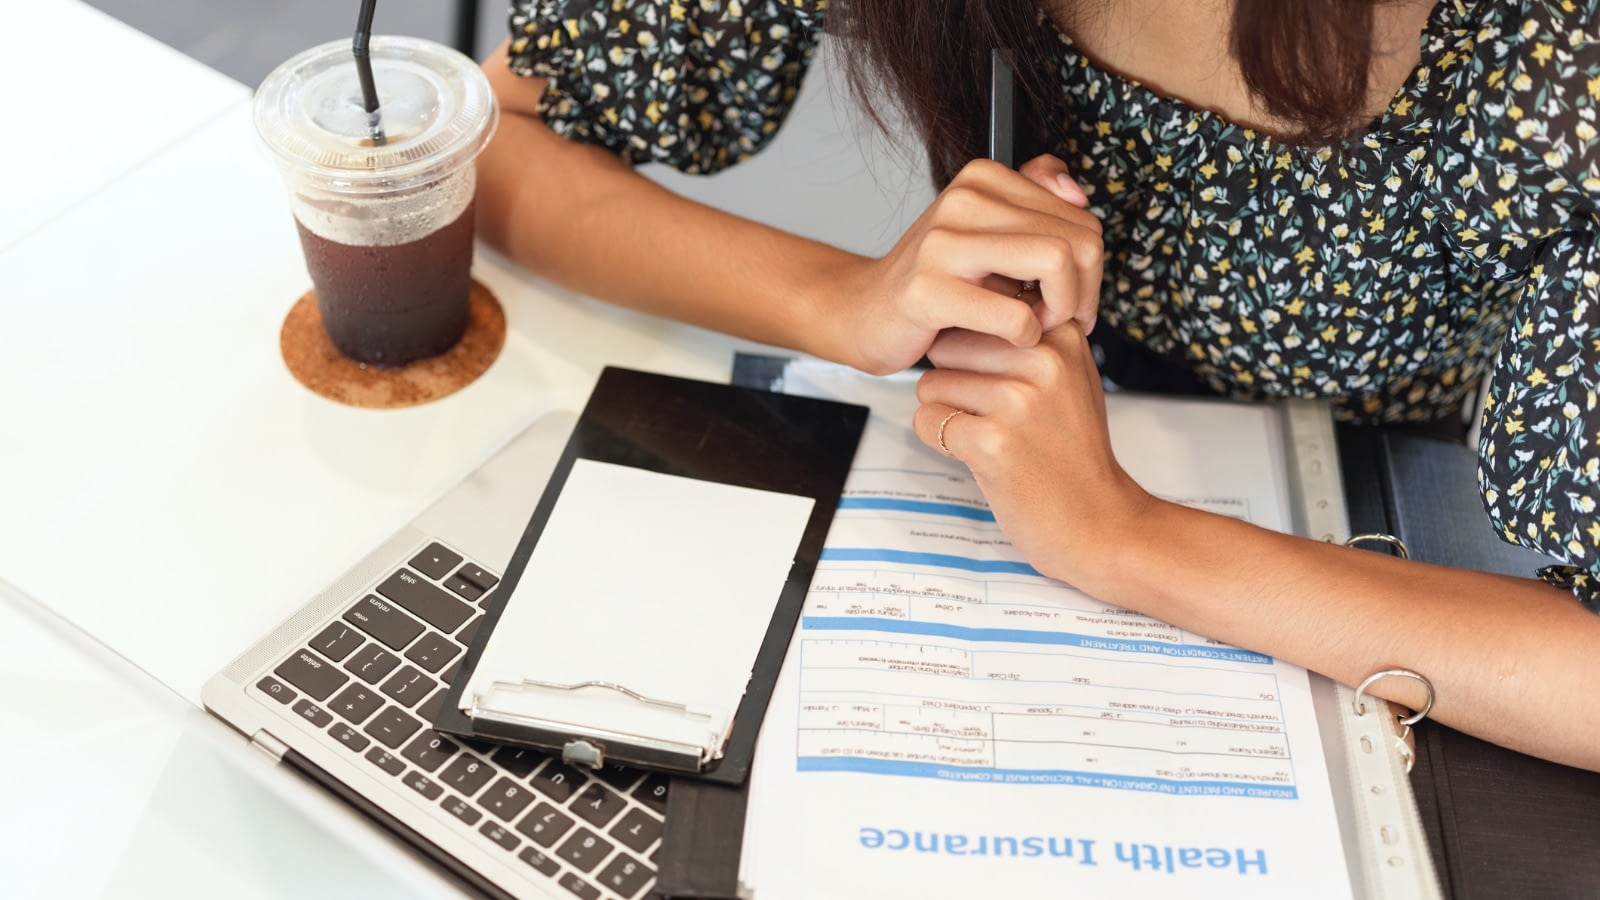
[506,0,826,174]
[1459,0,1600,611]
[1479,234,1600,613]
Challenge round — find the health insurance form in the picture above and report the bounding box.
[740,360,1356,899]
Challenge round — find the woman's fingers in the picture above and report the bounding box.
[937,160,1102,236]
[845,155,1102,372]
[913,228,1098,338]
[912,323,1108,464]
[920,324,1102,408]
[933,159,1102,333]
[1018,154,1089,207]
[910,279,1045,348]
[924,327,1024,373]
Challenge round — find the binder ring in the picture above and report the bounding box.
[1344,532,1409,559]
[1353,667,1434,726]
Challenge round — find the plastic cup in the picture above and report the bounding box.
[254,36,497,367]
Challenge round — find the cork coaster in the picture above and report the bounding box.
[280,279,506,409]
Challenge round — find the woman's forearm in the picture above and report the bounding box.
[1081,497,1600,770]
[915,326,1600,772]
[475,61,873,367]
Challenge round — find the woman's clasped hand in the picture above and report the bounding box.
[832,154,1102,375]
[914,322,1149,598]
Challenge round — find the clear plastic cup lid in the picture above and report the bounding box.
[254,36,497,191]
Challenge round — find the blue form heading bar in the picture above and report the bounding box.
[838,497,997,521]
[821,548,1039,575]
[803,615,1273,664]
[798,757,1298,799]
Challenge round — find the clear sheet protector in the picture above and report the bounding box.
[739,360,1354,899]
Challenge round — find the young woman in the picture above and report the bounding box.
[475,0,1600,770]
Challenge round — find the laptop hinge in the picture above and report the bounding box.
[249,729,290,762]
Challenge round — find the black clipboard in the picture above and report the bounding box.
[433,366,865,787]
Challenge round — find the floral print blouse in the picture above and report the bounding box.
[507,0,1600,608]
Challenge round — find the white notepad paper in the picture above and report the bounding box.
[461,458,815,761]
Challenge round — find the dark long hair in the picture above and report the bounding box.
[831,0,1379,187]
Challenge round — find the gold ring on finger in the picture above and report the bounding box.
[937,409,965,455]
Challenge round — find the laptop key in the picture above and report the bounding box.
[376,569,473,633]
[379,665,432,707]
[291,699,333,728]
[440,755,495,797]
[480,776,537,822]
[518,846,561,877]
[515,802,574,847]
[455,615,484,648]
[632,773,669,814]
[555,827,614,873]
[400,731,459,773]
[591,762,640,792]
[557,873,601,900]
[479,821,520,851]
[343,644,400,685]
[455,563,499,592]
[441,795,481,826]
[343,595,424,650]
[329,683,384,725]
[404,771,443,800]
[366,747,405,776]
[255,676,296,705]
[443,575,484,602]
[415,688,445,722]
[404,632,460,673]
[490,745,544,779]
[275,649,347,701]
[610,808,662,854]
[309,623,364,662]
[597,853,652,899]
[571,782,627,828]
[530,760,585,803]
[363,707,422,749]
[329,723,371,753]
[409,543,462,581]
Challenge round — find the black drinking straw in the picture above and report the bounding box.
[353,0,386,145]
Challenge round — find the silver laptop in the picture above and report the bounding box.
[203,410,664,900]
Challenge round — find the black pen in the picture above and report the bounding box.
[990,49,1039,302]
[913,49,1020,372]
[988,48,1015,168]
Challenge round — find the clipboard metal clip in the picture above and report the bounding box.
[520,678,691,712]
[468,678,722,773]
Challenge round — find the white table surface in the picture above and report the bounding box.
[0,5,927,895]
[0,577,463,898]
[1,0,248,253]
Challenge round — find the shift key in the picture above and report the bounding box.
[376,569,472,633]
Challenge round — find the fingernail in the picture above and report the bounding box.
[1056,173,1088,206]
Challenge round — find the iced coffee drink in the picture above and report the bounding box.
[255,36,497,366]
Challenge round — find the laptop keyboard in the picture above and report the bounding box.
[254,541,665,899]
